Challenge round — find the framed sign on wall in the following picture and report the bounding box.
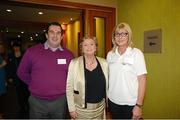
[144,28,162,53]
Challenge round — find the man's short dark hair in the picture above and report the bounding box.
[46,22,64,34]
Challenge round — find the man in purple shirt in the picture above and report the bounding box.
[17,22,73,119]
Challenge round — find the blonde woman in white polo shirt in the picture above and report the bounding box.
[107,22,147,119]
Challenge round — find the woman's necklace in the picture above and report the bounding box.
[86,59,95,66]
[85,57,96,67]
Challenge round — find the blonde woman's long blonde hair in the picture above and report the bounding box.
[111,22,133,52]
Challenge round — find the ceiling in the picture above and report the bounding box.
[0,2,81,43]
[0,4,81,24]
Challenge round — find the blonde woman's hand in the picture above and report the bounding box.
[132,106,142,120]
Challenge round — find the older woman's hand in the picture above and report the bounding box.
[70,111,77,119]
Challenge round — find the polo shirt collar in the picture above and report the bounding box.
[44,41,63,51]
[115,46,132,55]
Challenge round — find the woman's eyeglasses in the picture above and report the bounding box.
[115,32,128,37]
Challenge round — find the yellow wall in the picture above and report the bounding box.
[66,20,80,57]
[117,0,180,118]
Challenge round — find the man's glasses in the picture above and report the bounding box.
[115,32,128,37]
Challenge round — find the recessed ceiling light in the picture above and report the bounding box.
[18,35,21,38]
[21,31,24,34]
[6,9,12,12]
[38,11,43,15]
[30,37,33,41]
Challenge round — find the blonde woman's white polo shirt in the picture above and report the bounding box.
[107,47,147,106]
